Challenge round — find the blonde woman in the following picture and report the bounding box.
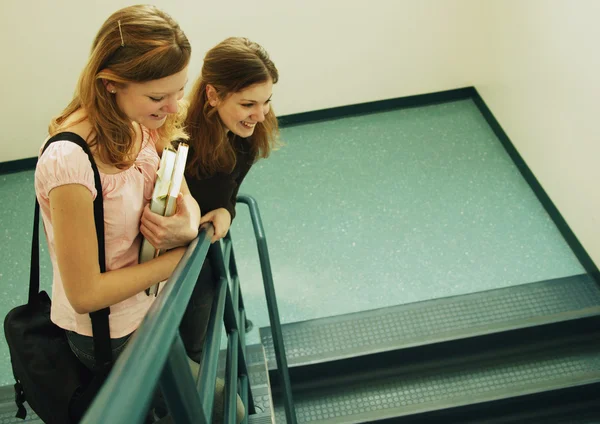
[35,5,199,372]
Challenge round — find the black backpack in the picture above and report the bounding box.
[4,132,113,423]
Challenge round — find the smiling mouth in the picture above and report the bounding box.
[241,121,256,129]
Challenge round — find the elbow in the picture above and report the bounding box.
[70,298,92,315]
[62,273,102,314]
[66,291,95,315]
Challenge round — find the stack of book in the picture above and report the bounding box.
[140,142,189,296]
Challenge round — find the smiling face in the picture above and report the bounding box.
[209,79,273,138]
[106,66,189,130]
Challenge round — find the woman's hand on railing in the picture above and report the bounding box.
[200,208,231,243]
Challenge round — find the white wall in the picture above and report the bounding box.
[0,0,481,162]
[4,1,598,265]
[475,0,600,266]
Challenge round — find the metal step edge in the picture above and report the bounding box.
[260,274,600,369]
[274,384,600,424]
[271,334,600,423]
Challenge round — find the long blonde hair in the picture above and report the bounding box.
[49,5,191,168]
[185,37,279,178]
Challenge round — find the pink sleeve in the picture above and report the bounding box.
[35,141,97,199]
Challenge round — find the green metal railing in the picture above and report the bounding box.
[81,194,296,423]
[237,195,297,424]
[80,226,213,424]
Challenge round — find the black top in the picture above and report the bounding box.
[185,135,254,221]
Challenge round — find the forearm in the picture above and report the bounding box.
[75,248,185,313]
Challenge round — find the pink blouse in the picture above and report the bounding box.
[35,127,161,338]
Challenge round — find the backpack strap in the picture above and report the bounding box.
[28,202,40,304]
[36,132,112,368]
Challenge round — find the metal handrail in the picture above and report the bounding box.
[237,194,298,424]
[82,194,293,423]
[81,226,214,424]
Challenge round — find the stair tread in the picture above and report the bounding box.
[260,274,600,368]
[272,334,600,423]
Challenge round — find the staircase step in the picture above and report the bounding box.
[260,274,600,370]
[242,344,275,424]
[272,330,600,423]
[212,343,276,423]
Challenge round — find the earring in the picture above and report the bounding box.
[111,90,116,94]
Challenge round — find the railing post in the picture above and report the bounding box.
[215,239,256,414]
[197,275,228,421]
[224,330,240,424]
[239,375,249,424]
[237,194,298,424]
[159,333,208,424]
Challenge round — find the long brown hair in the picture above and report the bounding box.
[185,37,279,178]
[49,5,191,168]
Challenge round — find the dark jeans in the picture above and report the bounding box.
[66,329,164,421]
[66,330,131,370]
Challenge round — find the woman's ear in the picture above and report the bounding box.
[102,79,117,94]
[206,84,219,107]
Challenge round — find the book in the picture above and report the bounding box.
[140,142,189,296]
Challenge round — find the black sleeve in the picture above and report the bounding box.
[186,171,237,220]
[186,150,253,222]
[227,164,252,221]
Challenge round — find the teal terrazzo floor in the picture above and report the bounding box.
[0,99,585,386]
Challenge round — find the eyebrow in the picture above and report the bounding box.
[241,94,273,103]
[148,80,188,96]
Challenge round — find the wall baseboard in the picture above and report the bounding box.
[277,87,475,127]
[0,157,38,175]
